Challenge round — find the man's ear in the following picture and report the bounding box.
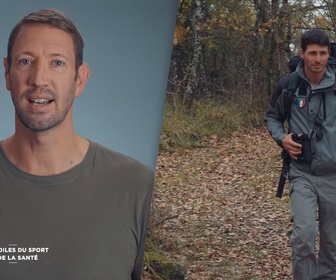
[3,57,10,91]
[75,62,90,97]
[299,49,304,59]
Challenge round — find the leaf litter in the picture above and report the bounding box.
[147,127,293,279]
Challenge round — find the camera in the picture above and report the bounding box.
[292,133,312,162]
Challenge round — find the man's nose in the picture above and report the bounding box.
[29,63,49,87]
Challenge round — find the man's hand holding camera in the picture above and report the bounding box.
[282,133,312,162]
[282,133,303,161]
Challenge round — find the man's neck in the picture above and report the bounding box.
[304,69,326,88]
[1,128,89,176]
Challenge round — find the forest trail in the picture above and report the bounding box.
[150,127,293,279]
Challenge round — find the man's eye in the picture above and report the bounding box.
[19,59,31,65]
[53,60,64,67]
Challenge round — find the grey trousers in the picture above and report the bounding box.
[290,165,336,280]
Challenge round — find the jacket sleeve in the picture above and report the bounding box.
[265,75,290,147]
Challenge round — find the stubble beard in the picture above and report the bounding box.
[13,83,76,132]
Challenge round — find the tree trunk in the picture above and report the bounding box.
[185,0,205,100]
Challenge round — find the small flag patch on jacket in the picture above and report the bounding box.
[296,97,306,108]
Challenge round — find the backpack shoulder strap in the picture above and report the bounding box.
[285,71,299,123]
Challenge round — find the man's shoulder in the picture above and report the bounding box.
[275,74,291,91]
[90,141,153,178]
[269,75,292,106]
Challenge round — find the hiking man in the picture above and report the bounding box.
[265,28,336,279]
[0,9,153,279]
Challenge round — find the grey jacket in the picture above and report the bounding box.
[265,61,336,175]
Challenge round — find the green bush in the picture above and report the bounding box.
[160,95,266,150]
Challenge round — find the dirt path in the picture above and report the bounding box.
[150,127,293,279]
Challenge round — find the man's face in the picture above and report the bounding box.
[300,44,329,75]
[4,24,84,132]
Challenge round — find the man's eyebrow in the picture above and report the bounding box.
[50,53,69,59]
[14,51,34,57]
[15,51,70,60]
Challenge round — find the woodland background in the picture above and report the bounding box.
[144,0,336,279]
[165,0,336,139]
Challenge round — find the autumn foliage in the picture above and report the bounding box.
[146,128,292,279]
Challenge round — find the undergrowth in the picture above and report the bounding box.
[160,94,267,150]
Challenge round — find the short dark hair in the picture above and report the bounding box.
[7,9,84,72]
[301,28,330,52]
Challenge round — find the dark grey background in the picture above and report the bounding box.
[0,0,177,169]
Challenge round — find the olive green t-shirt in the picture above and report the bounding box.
[0,141,154,280]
